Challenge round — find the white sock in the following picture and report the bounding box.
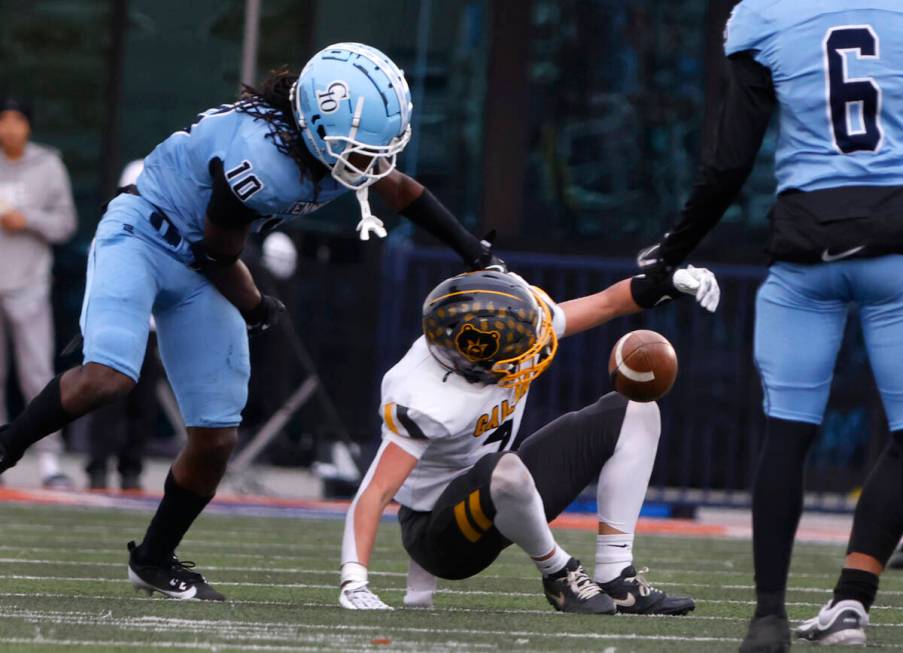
[38,451,60,479]
[594,532,634,583]
[531,545,572,577]
[490,454,570,576]
[404,557,438,608]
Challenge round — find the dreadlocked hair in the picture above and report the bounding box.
[236,66,328,185]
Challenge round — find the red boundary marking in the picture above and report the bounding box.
[0,487,855,542]
[550,514,729,537]
[0,487,721,536]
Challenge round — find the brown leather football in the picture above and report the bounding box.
[608,330,678,402]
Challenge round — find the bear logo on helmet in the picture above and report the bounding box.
[316,81,350,114]
[455,324,501,362]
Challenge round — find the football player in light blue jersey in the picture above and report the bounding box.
[636,2,903,650]
[0,43,503,601]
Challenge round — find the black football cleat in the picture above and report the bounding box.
[796,600,868,646]
[127,541,225,601]
[740,614,791,653]
[599,565,695,615]
[542,558,616,614]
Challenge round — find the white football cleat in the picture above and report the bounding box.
[797,600,868,646]
[339,582,393,610]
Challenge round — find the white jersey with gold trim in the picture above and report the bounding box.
[380,294,565,512]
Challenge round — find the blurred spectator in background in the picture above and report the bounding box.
[85,160,158,491]
[0,96,77,488]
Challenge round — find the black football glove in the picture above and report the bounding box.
[470,230,507,272]
[242,294,286,337]
[636,240,669,274]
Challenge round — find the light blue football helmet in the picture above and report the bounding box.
[292,43,413,191]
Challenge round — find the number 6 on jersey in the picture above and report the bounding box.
[824,26,883,154]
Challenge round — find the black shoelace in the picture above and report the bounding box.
[169,557,204,583]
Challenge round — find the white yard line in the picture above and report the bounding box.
[0,594,901,628]
[1,560,901,598]
[0,638,334,652]
[0,533,371,553]
[0,609,748,644]
[0,575,901,611]
[7,611,903,648]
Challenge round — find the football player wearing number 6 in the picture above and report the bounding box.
[339,267,719,613]
[635,1,903,650]
[0,43,503,600]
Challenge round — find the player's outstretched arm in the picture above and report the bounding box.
[372,170,503,270]
[339,440,418,610]
[558,267,720,338]
[558,280,641,338]
[641,53,776,269]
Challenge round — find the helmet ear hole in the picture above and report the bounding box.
[316,125,327,139]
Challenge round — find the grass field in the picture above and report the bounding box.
[0,503,900,652]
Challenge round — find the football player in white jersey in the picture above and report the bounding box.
[338,265,720,613]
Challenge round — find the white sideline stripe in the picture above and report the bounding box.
[3,559,903,598]
[0,593,901,629]
[0,575,901,611]
[0,522,337,541]
[0,541,399,556]
[0,532,389,553]
[0,638,325,652]
[0,610,748,644]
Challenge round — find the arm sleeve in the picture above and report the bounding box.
[206,157,260,228]
[657,53,776,266]
[400,189,487,267]
[341,438,391,573]
[23,156,77,243]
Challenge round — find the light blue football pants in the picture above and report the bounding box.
[79,194,249,428]
[755,255,903,430]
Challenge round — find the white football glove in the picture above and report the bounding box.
[671,265,720,313]
[339,581,393,610]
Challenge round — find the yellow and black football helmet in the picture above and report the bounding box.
[422,270,558,393]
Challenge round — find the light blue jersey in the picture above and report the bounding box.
[137,104,347,242]
[725,0,903,193]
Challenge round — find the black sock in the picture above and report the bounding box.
[832,568,879,611]
[133,470,212,566]
[752,417,818,617]
[754,589,786,619]
[1,375,73,456]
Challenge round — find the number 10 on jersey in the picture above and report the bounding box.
[824,26,883,154]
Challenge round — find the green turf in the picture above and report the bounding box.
[0,503,899,651]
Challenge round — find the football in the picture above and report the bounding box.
[608,330,678,402]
